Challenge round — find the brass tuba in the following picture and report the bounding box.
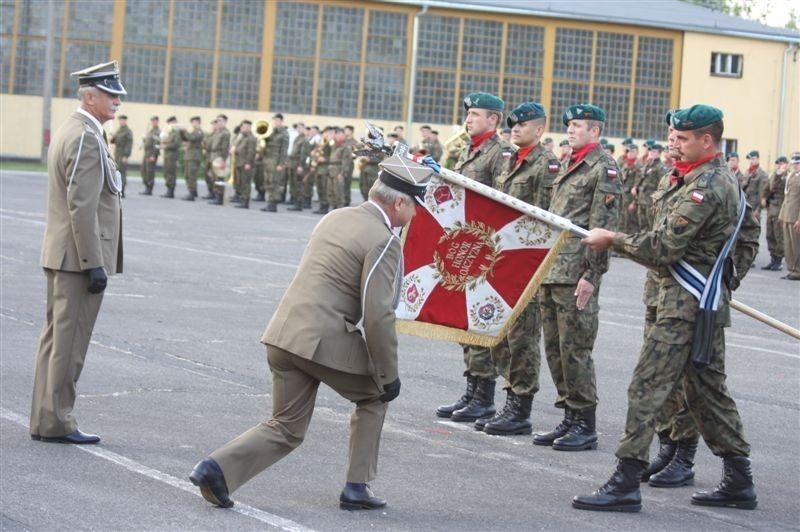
[254,119,272,140]
[444,124,469,155]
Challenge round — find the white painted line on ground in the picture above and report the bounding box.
[0,407,315,532]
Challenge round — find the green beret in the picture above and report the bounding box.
[665,104,723,131]
[599,138,608,145]
[791,155,800,163]
[622,137,633,146]
[507,102,546,127]
[605,143,615,153]
[544,137,553,144]
[559,139,570,146]
[775,156,788,164]
[628,144,639,150]
[562,103,605,126]
[650,144,664,152]
[463,92,504,112]
[747,150,759,158]
[726,152,739,160]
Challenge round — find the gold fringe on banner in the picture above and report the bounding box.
[396,231,569,347]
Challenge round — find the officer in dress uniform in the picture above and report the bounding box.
[436,92,514,424]
[577,105,760,512]
[477,102,560,436]
[779,154,800,280]
[534,104,620,452]
[189,155,432,511]
[30,61,125,444]
[110,114,132,197]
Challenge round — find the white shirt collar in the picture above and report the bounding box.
[76,107,104,135]
[368,200,392,229]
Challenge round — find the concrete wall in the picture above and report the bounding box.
[679,33,799,163]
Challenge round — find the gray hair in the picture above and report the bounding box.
[368,178,415,205]
[77,85,96,101]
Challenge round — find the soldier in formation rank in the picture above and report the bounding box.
[140,115,160,195]
[110,114,132,197]
[181,116,204,201]
[286,123,311,211]
[231,120,257,209]
[262,114,289,212]
[761,156,789,270]
[160,116,181,198]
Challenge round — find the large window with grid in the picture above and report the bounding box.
[633,36,674,138]
[503,23,545,110]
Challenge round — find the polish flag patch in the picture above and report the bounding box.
[607,168,618,179]
[548,162,560,173]
[691,191,704,203]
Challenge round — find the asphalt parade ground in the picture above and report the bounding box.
[1,169,798,531]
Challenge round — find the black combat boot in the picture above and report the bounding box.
[161,187,174,198]
[313,203,329,215]
[533,408,573,446]
[451,377,495,422]
[208,192,223,205]
[261,202,277,212]
[253,190,266,202]
[641,430,677,482]
[691,455,757,509]
[201,190,216,200]
[485,391,533,436]
[553,407,597,451]
[235,197,250,209]
[230,194,242,203]
[474,388,512,431]
[572,458,646,512]
[649,437,697,487]
[287,201,302,211]
[302,198,312,209]
[436,372,477,418]
[770,257,783,271]
[140,186,153,196]
[182,193,195,201]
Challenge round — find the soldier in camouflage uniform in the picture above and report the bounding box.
[435,92,514,423]
[140,115,160,195]
[231,120,258,209]
[160,116,181,198]
[261,114,289,212]
[474,102,560,436]
[360,156,380,203]
[742,150,768,220]
[343,125,357,206]
[533,104,620,452]
[326,128,354,210]
[312,127,333,214]
[620,144,642,233]
[201,120,216,199]
[207,115,231,205]
[727,152,743,186]
[287,123,311,211]
[181,116,204,201]
[111,114,132,197]
[760,156,789,270]
[632,144,665,231]
[575,105,760,513]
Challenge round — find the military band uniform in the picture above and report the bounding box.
[762,166,787,266]
[111,123,132,196]
[779,165,800,279]
[635,158,664,231]
[264,125,289,205]
[182,128,204,198]
[327,141,354,209]
[343,137,357,205]
[313,141,332,213]
[208,127,231,191]
[161,126,181,196]
[141,126,160,193]
[233,131,257,203]
[31,84,123,440]
[287,133,311,209]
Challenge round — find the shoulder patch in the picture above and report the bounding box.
[606,167,618,180]
[548,160,560,174]
[696,171,715,188]
[501,148,514,160]
[691,191,704,203]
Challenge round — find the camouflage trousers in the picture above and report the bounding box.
[236,165,254,199]
[765,213,784,260]
[264,159,286,203]
[204,160,216,194]
[163,152,178,189]
[315,166,328,205]
[253,160,264,194]
[621,192,639,233]
[184,159,201,194]
[360,165,379,202]
[644,306,699,441]
[490,299,541,396]
[302,170,315,202]
[540,284,599,411]
[327,171,345,209]
[616,319,749,463]
[288,167,304,204]
[343,172,352,206]
[462,344,497,379]
[142,155,158,188]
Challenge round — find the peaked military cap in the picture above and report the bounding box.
[747,150,759,158]
[775,156,788,164]
[463,92,504,112]
[562,104,605,126]
[665,105,723,131]
[71,60,126,95]
[726,152,739,160]
[791,154,800,163]
[378,155,433,200]
[506,102,546,127]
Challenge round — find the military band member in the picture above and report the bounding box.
[230,120,257,209]
[201,119,216,199]
[110,114,132,197]
[533,104,620,452]
[181,116,204,201]
[620,144,642,233]
[436,92,513,423]
[207,115,230,204]
[632,144,665,231]
[160,116,181,198]
[311,126,333,215]
[477,102,559,436]
[576,105,760,512]
[416,125,444,162]
[31,61,125,445]
[140,115,160,195]
[343,125,358,206]
[327,127,354,210]
[287,122,311,211]
[189,155,432,511]
[761,156,789,270]
[301,125,320,209]
[779,154,800,280]
[743,150,768,219]
[543,137,554,153]
[262,113,289,212]
[393,125,407,146]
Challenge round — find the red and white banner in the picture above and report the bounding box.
[396,174,567,346]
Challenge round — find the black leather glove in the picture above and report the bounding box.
[379,378,401,403]
[87,267,107,294]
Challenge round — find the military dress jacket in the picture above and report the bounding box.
[112,125,132,161]
[613,156,760,332]
[543,144,621,286]
[778,170,800,224]
[262,202,402,389]
[494,143,559,210]
[455,134,514,186]
[41,111,122,275]
[329,142,354,178]
[162,128,181,155]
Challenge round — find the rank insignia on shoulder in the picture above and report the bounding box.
[548,161,560,173]
[691,191,704,203]
[606,168,618,179]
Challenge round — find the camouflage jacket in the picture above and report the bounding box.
[742,166,767,209]
[636,159,664,205]
[233,132,257,167]
[762,170,787,215]
[162,127,182,154]
[143,127,160,157]
[620,160,642,194]
[454,134,514,186]
[615,156,759,330]
[264,126,289,164]
[112,125,132,160]
[182,128,204,161]
[328,142,354,177]
[494,143,559,210]
[289,135,311,171]
[544,144,621,286]
[422,139,444,161]
[210,128,230,159]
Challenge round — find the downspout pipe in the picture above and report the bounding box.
[777,42,798,157]
[406,4,428,149]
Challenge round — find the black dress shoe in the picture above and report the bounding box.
[190,458,234,508]
[30,434,41,441]
[40,429,100,444]
[339,483,386,510]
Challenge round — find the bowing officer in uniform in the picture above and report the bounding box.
[30,61,125,444]
[190,155,433,511]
